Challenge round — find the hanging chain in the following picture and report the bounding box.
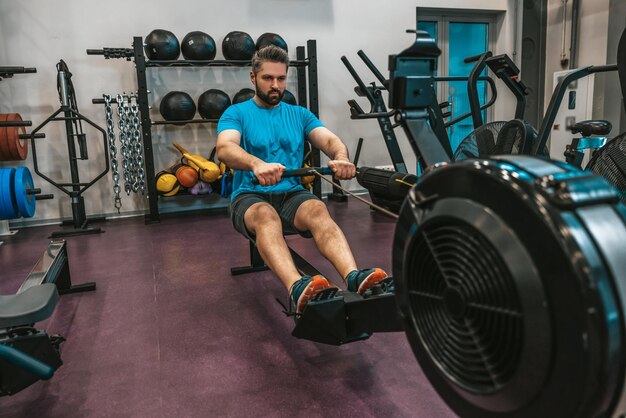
[117,94,132,195]
[129,95,145,194]
[103,94,122,212]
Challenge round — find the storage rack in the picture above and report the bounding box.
[90,37,322,224]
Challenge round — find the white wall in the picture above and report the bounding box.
[544,0,625,133]
[0,0,520,224]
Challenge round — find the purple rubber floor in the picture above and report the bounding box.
[0,200,454,417]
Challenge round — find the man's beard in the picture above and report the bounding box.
[255,85,284,106]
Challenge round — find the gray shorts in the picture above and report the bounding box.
[229,190,320,241]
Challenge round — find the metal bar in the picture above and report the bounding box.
[144,59,309,68]
[307,40,322,199]
[619,27,626,111]
[534,65,618,155]
[443,83,498,128]
[20,133,45,139]
[296,46,308,107]
[0,66,36,74]
[570,0,580,69]
[151,119,219,125]
[133,36,160,224]
[0,121,31,127]
[353,138,363,167]
[467,51,493,129]
[357,50,387,86]
[341,56,376,104]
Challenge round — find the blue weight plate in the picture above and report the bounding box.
[0,167,18,220]
[14,167,35,218]
[0,168,7,220]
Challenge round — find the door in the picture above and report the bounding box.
[418,14,495,152]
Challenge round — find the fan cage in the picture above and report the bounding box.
[587,132,626,203]
[405,218,523,394]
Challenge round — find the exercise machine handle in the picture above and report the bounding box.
[0,344,55,379]
[251,167,333,185]
[341,56,376,104]
[357,50,387,87]
[463,53,484,64]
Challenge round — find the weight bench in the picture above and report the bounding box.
[230,228,322,277]
[0,240,95,396]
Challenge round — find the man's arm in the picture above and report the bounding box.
[216,129,286,186]
[307,126,356,180]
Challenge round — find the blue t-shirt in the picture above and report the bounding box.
[217,99,324,199]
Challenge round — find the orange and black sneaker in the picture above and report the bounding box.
[290,275,334,314]
[346,268,390,295]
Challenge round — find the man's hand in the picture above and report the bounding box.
[328,159,356,180]
[253,162,286,186]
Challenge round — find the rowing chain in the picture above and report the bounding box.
[312,172,400,219]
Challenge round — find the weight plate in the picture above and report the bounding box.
[14,166,35,218]
[6,113,28,160]
[0,168,7,219]
[0,167,18,219]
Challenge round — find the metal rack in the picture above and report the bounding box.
[89,37,321,224]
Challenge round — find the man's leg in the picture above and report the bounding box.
[291,195,389,294]
[243,202,301,290]
[292,199,357,283]
[241,199,334,313]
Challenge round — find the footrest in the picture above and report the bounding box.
[292,289,403,345]
[0,283,59,328]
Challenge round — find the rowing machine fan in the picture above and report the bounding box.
[453,119,547,161]
[587,131,626,203]
[393,155,626,418]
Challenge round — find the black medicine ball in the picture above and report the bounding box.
[222,31,256,61]
[255,33,288,53]
[160,91,196,121]
[232,88,255,104]
[144,29,180,60]
[198,89,231,119]
[282,90,297,105]
[181,31,217,60]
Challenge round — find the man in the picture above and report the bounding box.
[216,45,389,314]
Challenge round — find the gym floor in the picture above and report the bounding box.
[0,200,454,418]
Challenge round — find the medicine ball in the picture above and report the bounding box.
[174,164,199,188]
[255,32,288,53]
[222,31,256,60]
[198,89,231,120]
[232,88,255,104]
[155,171,180,196]
[181,31,217,60]
[282,90,297,105]
[144,29,180,60]
[160,91,196,121]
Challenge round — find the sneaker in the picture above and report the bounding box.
[346,268,389,295]
[290,275,332,314]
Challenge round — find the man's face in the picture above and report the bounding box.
[251,61,287,106]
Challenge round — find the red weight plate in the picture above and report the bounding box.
[5,113,28,160]
[0,114,12,161]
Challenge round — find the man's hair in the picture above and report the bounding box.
[251,45,289,74]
